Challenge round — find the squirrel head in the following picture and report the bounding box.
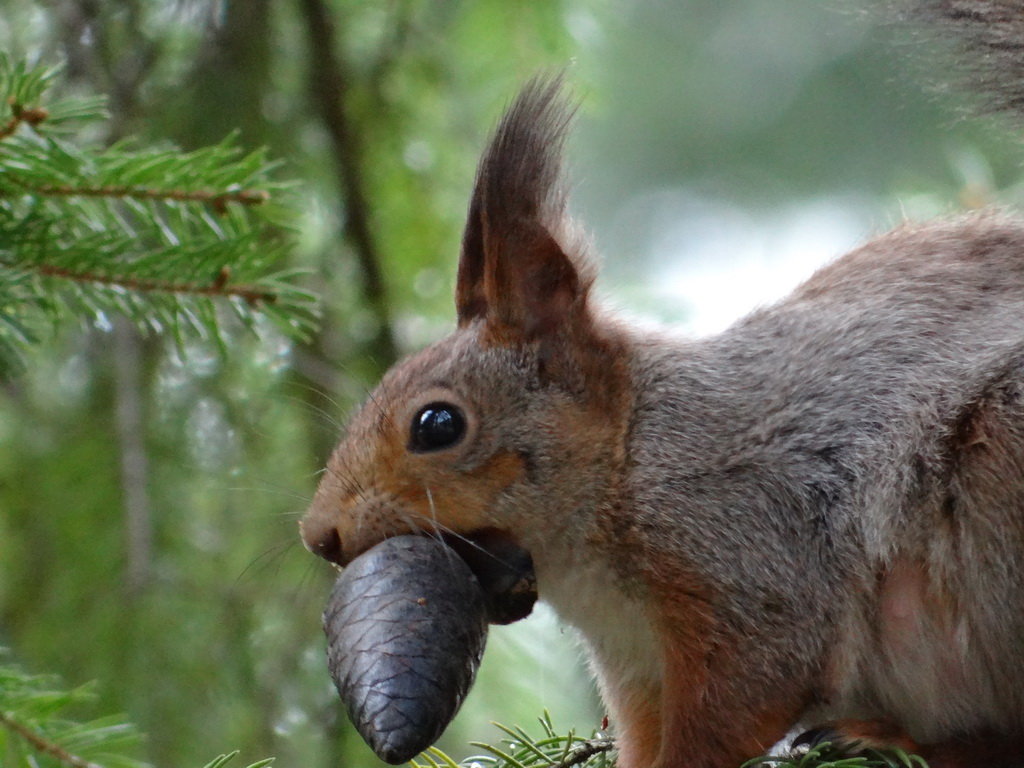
[301,78,632,587]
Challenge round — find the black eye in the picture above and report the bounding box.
[409,402,466,452]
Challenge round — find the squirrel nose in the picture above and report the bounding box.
[302,520,345,566]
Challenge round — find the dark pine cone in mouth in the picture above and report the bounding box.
[322,534,537,764]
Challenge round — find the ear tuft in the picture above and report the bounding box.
[456,76,594,334]
[476,75,575,238]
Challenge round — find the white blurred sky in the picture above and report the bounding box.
[652,196,872,335]
[593,191,880,336]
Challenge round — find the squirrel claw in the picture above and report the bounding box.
[791,720,921,759]
[790,726,839,753]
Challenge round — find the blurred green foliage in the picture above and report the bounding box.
[1,2,1023,768]
[0,656,276,768]
[0,659,145,768]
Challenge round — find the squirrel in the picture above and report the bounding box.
[301,3,1024,767]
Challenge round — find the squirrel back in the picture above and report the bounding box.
[302,6,1024,767]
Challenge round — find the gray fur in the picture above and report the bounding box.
[625,213,1024,740]
[900,0,1024,118]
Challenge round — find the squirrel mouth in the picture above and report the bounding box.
[443,527,537,625]
[331,525,538,623]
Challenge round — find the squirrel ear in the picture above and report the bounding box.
[455,191,488,323]
[455,76,592,340]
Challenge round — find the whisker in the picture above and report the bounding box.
[235,539,298,585]
[323,462,372,507]
[421,485,462,573]
[288,555,334,607]
[282,379,348,415]
[424,486,440,537]
[396,509,420,538]
[223,484,313,505]
[398,509,461,578]
[279,392,347,433]
[415,508,521,571]
[364,383,399,436]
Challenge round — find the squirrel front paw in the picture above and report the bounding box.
[792,723,1024,768]
[792,719,922,758]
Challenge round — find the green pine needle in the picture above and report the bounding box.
[410,713,614,768]
[0,54,319,378]
[0,658,146,768]
[0,655,274,768]
[201,752,275,768]
[743,742,930,768]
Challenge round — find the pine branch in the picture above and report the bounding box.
[32,264,277,306]
[0,54,318,378]
[411,713,616,768]
[0,660,145,768]
[0,103,49,140]
[0,710,105,768]
[202,753,275,768]
[0,657,275,768]
[1,176,270,212]
[554,737,615,768]
[0,57,106,133]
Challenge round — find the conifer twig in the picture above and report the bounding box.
[34,264,278,305]
[1,176,269,212]
[553,736,615,768]
[0,101,48,139]
[0,710,105,768]
[0,55,317,375]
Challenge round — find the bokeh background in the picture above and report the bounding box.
[2,1,1023,766]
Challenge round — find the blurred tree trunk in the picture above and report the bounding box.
[184,0,274,146]
[53,0,162,598]
[298,0,399,372]
[113,319,153,595]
